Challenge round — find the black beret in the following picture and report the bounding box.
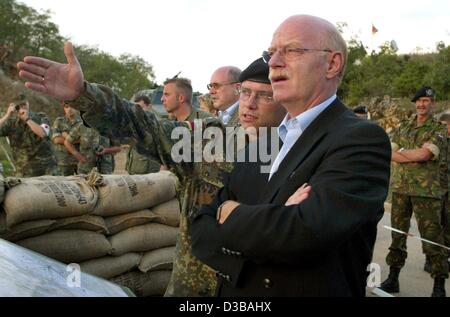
[239,57,270,84]
[411,86,436,102]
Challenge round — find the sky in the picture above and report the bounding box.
[21,0,450,94]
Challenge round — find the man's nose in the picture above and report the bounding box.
[268,50,284,68]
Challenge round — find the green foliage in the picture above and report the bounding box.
[340,39,450,106]
[0,0,155,99]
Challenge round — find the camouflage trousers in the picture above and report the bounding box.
[58,164,78,176]
[386,193,449,278]
[164,215,217,297]
[17,162,59,177]
[98,156,114,174]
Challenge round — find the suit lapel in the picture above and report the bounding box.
[259,99,348,203]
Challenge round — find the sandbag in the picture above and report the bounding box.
[104,209,162,236]
[4,176,98,227]
[51,215,108,234]
[91,172,177,217]
[0,219,55,242]
[150,199,180,227]
[110,270,172,297]
[17,229,112,263]
[109,223,178,256]
[138,246,175,273]
[80,253,142,279]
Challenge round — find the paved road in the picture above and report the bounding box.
[368,203,449,297]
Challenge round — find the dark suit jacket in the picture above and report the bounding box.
[190,99,391,297]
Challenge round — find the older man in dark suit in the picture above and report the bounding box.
[190,14,391,297]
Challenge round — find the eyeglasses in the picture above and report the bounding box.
[207,81,238,90]
[262,46,332,63]
[239,87,274,104]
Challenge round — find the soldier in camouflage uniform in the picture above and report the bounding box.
[17,47,286,297]
[52,102,81,175]
[380,86,448,297]
[64,115,121,174]
[162,77,212,122]
[0,94,57,177]
[125,95,162,175]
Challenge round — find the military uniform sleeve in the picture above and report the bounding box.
[423,125,447,161]
[68,82,197,178]
[52,118,63,139]
[0,118,12,137]
[66,122,81,144]
[36,112,52,139]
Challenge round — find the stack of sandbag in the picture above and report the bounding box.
[0,170,180,297]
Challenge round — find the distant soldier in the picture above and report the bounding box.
[162,77,212,121]
[52,102,81,175]
[125,95,161,174]
[64,116,121,174]
[380,86,448,297]
[0,94,57,177]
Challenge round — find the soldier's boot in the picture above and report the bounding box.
[424,257,432,273]
[431,278,446,297]
[379,267,400,293]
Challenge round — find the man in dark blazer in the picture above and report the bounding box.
[190,14,391,297]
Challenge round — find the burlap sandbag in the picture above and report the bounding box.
[110,270,172,297]
[0,219,55,242]
[150,199,180,227]
[109,223,178,256]
[138,246,175,273]
[80,253,142,279]
[51,215,108,234]
[17,229,112,263]
[90,172,177,217]
[4,176,98,227]
[104,209,162,236]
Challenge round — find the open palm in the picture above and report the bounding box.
[17,42,85,101]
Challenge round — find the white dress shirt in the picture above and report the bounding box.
[268,95,337,180]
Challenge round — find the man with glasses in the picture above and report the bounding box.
[0,93,58,177]
[208,66,241,125]
[190,15,391,297]
[17,46,289,297]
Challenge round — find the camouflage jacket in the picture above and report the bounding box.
[185,108,213,121]
[391,115,448,198]
[126,109,162,175]
[66,121,113,174]
[52,115,81,167]
[0,111,56,175]
[70,82,238,296]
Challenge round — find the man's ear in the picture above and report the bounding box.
[326,51,344,79]
[234,83,241,95]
